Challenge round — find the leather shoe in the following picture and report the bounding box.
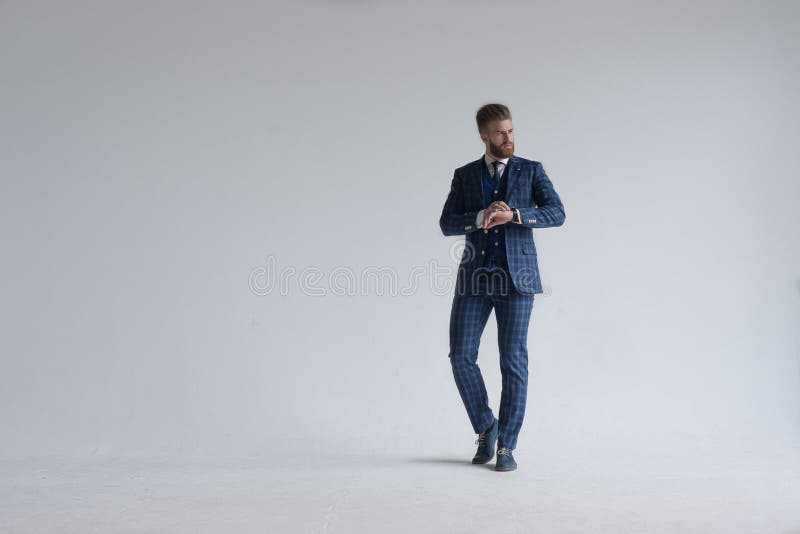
[471,417,498,464]
[495,446,517,471]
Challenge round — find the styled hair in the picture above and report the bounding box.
[476,103,511,134]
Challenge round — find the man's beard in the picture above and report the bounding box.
[489,141,514,159]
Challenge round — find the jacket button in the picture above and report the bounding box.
[481,250,485,255]
[494,242,499,246]
[484,229,488,234]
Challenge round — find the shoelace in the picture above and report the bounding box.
[497,447,512,456]
[475,434,486,446]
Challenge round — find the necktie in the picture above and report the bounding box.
[492,160,503,184]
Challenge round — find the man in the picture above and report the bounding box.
[439,103,565,471]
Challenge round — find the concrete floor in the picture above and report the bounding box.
[2,438,799,533]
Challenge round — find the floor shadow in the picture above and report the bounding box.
[407,456,495,469]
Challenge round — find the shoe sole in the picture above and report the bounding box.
[495,465,517,471]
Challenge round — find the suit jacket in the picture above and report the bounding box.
[439,154,565,295]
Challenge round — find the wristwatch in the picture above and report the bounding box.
[510,207,520,223]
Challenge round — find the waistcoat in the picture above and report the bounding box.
[480,161,509,269]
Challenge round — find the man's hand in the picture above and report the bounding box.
[488,201,510,213]
[486,208,514,229]
[482,201,510,227]
[483,201,511,229]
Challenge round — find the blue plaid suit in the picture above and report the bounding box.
[439,154,565,450]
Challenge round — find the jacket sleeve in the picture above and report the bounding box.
[439,169,483,236]
[516,162,566,228]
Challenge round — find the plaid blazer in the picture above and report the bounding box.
[439,154,565,295]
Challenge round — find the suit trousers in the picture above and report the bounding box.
[448,263,535,450]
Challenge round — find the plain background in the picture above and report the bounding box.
[1,0,798,482]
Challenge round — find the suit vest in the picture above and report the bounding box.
[480,161,509,269]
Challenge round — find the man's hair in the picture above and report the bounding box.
[476,103,511,134]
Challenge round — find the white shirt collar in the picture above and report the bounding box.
[484,153,510,167]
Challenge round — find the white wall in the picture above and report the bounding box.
[1,0,798,459]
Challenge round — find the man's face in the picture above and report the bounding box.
[481,119,514,159]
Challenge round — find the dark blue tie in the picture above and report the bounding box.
[492,160,503,184]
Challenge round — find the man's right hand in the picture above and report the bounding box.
[482,201,510,227]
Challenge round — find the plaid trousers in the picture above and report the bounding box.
[448,265,535,450]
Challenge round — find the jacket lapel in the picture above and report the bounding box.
[466,155,484,207]
[504,155,520,199]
